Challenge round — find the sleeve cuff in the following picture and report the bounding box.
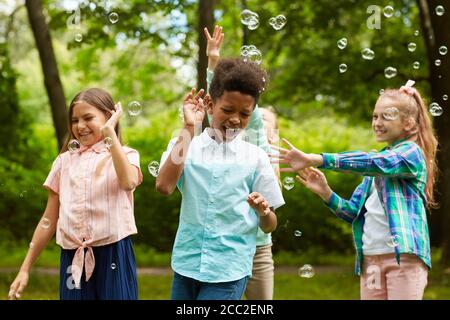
[320,153,338,169]
[324,191,340,211]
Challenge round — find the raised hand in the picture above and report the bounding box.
[247,192,271,217]
[183,88,206,128]
[270,138,321,172]
[101,102,123,137]
[296,167,333,202]
[203,25,224,59]
[8,271,29,300]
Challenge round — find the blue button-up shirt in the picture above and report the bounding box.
[160,129,285,282]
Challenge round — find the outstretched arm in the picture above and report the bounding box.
[272,139,424,178]
[297,167,367,224]
[8,191,59,300]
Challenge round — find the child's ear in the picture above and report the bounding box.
[207,100,214,115]
[404,116,416,132]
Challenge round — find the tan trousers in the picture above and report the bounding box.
[360,253,428,300]
[244,244,274,300]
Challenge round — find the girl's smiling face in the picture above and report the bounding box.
[372,96,414,145]
[71,102,108,147]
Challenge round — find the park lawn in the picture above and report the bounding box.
[1,244,449,300]
[1,265,449,300]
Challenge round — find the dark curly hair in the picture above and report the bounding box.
[209,58,268,107]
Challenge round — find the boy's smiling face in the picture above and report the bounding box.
[208,90,255,141]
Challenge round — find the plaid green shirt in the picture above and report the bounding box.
[321,139,431,275]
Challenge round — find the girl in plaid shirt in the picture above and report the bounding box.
[272,80,438,300]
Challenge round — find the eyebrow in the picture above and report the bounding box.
[72,113,95,119]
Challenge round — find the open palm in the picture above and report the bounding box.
[183,88,206,127]
[204,25,224,58]
[270,138,311,172]
[296,167,330,195]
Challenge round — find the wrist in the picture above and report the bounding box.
[319,188,333,203]
[259,209,271,217]
[182,125,195,137]
[309,154,324,167]
[101,126,115,137]
[208,56,219,70]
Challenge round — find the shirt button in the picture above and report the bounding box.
[203,249,208,254]
[209,198,214,203]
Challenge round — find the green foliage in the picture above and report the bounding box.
[216,0,429,120]
[0,124,57,242]
[0,39,55,242]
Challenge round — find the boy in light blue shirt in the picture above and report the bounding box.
[156,58,284,300]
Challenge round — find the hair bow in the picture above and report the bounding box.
[399,80,416,96]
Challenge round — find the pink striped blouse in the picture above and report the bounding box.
[43,140,143,288]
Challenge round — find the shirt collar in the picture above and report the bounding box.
[79,139,109,154]
[383,136,414,150]
[199,128,242,153]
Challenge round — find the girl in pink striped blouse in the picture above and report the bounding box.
[8,88,142,300]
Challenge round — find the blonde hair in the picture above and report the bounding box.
[380,89,438,209]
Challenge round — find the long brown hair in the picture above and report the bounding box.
[60,88,122,153]
[380,89,438,209]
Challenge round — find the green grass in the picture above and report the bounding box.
[2,244,449,300]
[1,265,449,300]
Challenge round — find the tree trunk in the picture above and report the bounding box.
[418,0,450,266]
[198,0,215,130]
[241,0,249,45]
[25,0,67,151]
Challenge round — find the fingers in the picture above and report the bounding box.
[16,281,26,299]
[309,167,324,176]
[217,31,224,48]
[296,175,307,186]
[203,94,211,106]
[279,167,296,173]
[194,88,205,100]
[269,144,288,154]
[248,192,263,204]
[213,25,223,40]
[270,158,291,165]
[262,207,271,216]
[281,138,296,150]
[185,88,206,103]
[298,170,308,180]
[8,287,16,300]
[213,25,220,39]
[203,27,212,40]
[8,280,22,300]
[115,101,122,113]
